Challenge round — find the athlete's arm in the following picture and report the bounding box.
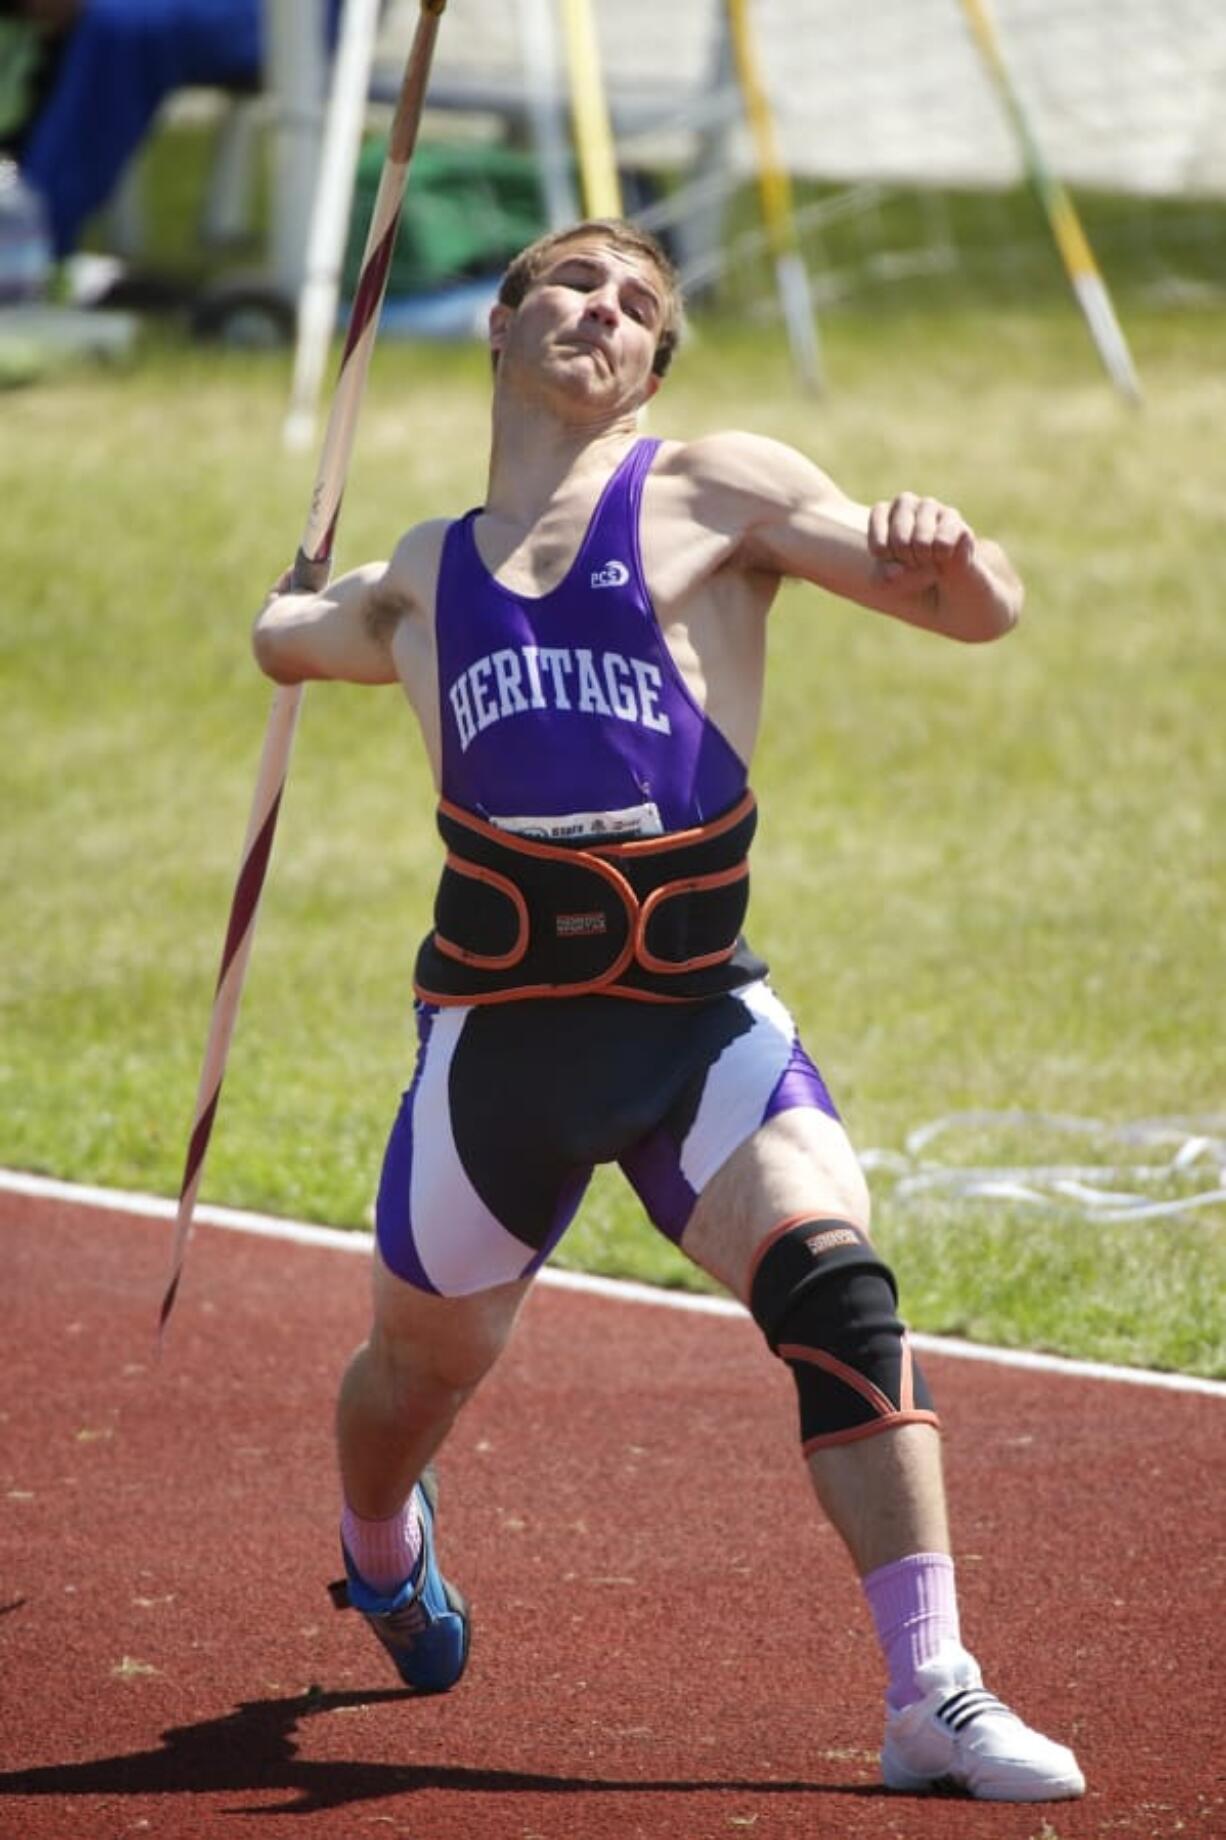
[685,432,1022,643]
[251,525,437,685]
[252,562,402,684]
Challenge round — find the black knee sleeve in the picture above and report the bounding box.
[748,1216,939,1454]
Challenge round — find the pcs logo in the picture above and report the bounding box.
[591,559,630,590]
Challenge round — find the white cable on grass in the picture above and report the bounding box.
[861,1110,1226,1224]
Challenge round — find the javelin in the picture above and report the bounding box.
[160,0,449,1333]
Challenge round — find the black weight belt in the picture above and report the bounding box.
[413,790,767,1005]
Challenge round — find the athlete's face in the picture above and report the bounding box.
[490,239,666,413]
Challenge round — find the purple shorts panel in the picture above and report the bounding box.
[375,980,840,1294]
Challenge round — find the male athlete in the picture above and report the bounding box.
[253,219,1084,1802]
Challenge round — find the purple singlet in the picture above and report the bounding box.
[436,437,747,839]
[379,442,841,1301]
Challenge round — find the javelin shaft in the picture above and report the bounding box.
[283,0,384,453]
[161,0,449,1333]
[300,0,448,579]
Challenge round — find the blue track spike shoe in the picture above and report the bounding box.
[330,1466,470,1693]
[880,1647,1085,1802]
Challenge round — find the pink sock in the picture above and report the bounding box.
[340,1497,423,1596]
[863,1551,962,1710]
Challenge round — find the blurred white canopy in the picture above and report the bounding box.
[372,0,1226,199]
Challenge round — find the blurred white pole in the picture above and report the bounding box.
[264,0,328,302]
[513,0,577,229]
[283,0,383,450]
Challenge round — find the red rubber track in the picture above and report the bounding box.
[2,1190,1222,1840]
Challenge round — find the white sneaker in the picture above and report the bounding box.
[880,1648,1085,1802]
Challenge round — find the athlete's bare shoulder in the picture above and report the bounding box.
[653,428,794,470]
[660,428,838,496]
[376,516,453,640]
[644,431,845,592]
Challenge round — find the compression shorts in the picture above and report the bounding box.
[375,979,838,1296]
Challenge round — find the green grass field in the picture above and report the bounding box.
[2,186,1223,1376]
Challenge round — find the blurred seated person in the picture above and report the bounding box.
[0,0,341,259]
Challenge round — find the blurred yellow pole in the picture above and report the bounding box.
[725,0,822,392]
[558,0,622,217]
[960,0,1141,403]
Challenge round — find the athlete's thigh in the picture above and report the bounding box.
[680,1104,871,1304]
[376,1001,594,1298]
[370,1244,532,1392]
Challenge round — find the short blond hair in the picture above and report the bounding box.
[497,219,685,376]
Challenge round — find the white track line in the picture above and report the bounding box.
[4,1167,1223,1398]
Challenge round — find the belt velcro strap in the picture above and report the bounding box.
[414,792,758,1003]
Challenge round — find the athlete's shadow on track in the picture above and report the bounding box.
[0,1686,884,1814]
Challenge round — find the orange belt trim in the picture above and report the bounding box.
[417,792,756,1004]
